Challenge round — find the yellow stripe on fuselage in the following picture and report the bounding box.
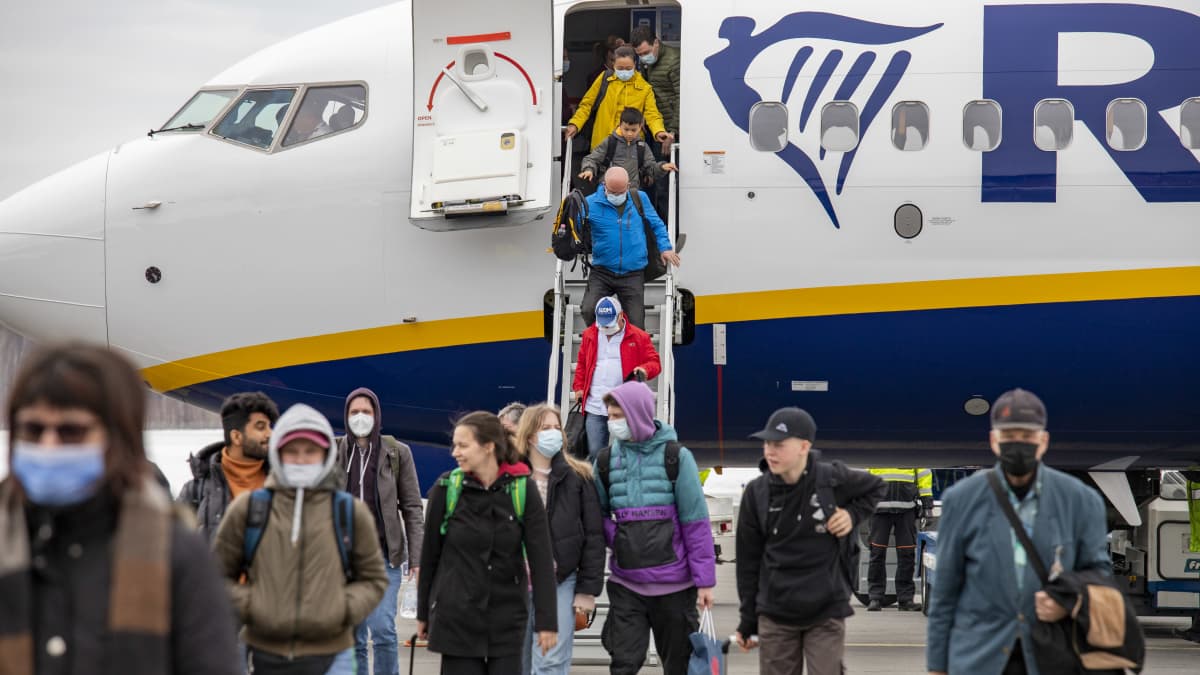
[141,266,1200,392]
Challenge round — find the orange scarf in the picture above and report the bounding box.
[221,448,266,499]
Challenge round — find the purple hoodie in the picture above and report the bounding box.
[606,381,657,441]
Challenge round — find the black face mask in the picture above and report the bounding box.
[998,441,1039,476]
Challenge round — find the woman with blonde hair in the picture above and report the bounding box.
[514,403,606,674]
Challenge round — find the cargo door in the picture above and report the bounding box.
[410,0,555,227]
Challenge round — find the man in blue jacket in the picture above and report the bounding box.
[580,166,680,329]
[926,388,1110,675]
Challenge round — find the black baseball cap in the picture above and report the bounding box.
[991,388,1047,430]
[750,407,817,442]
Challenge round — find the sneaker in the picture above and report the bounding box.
[867,599,882,611]
[898,601,922,612]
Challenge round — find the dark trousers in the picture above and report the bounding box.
[758,615,845,675]
[868,510,917,602]
[602,580,698,675]
[246,648,334,675]
[1002,640,1029,674]
[440,654,520,674]
[581,266,646,329]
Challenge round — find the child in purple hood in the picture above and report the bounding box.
[592,381,715,675]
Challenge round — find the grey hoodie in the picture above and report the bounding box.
[268,403,340,544]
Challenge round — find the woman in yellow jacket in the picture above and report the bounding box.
[565,46,674,151]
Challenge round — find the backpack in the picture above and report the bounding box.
[242,488,356,581]
[551,188,591,263]
[626,188,669,281]
[754,460,860,593]
[597,441,681,495]
[438,468,527,535]
[598,138,649,185]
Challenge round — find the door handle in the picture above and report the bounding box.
[132,201,162,210]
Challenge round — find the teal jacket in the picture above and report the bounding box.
[926,464,1110,674]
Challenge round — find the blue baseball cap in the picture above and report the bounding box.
[595,296,622,327]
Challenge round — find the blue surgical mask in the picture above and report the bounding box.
[640,53,657,66]
[606,191,627,207]
[561,60,571,74]
[535,429,563,458]
[607,418,632,442]
[11,441,105,507]
[614,68,635,82]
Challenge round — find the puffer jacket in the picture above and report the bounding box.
[642,43,680,133]
[212,404,388,658]
[569,70,666,149]
[541,453,606,594]
[592,382,715,591]
[585,184,672,276]
[176,441,234,541]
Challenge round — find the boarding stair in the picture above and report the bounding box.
[545,149,682,666]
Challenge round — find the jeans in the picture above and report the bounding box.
[355,563,405,674]
[326,648,354,675]
[523,573,577,674]
[585,413,609,462]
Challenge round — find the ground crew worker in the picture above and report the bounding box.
[866,466,933,611]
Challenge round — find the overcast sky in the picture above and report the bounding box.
[0,0,392,200]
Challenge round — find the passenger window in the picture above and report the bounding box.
[892,102,930,151]
[282,85,367,148]
[161,90,237,131]
[1033,99,1074,151]
[963,100,1002,151]
[821,101,859,152]
[1106,99,1147,151]
[211,89,296,150]
[748,102,788,152]
[1179,98,1200,149]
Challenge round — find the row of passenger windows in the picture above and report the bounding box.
[161,84,367,151]
[748,98,1200,153]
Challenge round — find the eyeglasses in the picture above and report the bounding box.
[14,421,99,444]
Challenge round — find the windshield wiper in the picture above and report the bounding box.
[148,123,204,137]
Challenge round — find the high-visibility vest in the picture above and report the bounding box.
[867,467,933,510]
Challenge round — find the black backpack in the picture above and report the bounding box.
[551,189,591,262]
[626,188,668,281]
[597,139,650,186]
[597,441,681,495]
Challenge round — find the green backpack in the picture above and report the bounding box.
[437,468,526,535]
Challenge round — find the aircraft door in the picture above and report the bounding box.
[409,0,555,228]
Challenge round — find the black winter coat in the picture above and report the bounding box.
[175,441,232,541]
[417,465,557,658]
[21,491,239,675]
[539,454,606,595]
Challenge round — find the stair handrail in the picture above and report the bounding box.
[546,151,573,404]
[657,143,680,424]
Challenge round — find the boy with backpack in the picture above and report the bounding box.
[213,403,388,675]
[592,381,715,675]
[578,107,677,188]
[734,407,885,675]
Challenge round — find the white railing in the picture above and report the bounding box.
[546,151,572,404]
[656,143,679,425]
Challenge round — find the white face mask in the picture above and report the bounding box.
[600,321,621,336]
[562,59,571,73]
[607,418,632,441]
[535,429,563,458]
[348,412,374,438]
[281,463,324,488]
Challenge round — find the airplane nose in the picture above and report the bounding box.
[0,151,109,344]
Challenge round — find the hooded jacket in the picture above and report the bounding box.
[212,404,388,658]
[335,387,425,569]
[417,462,557,658]
[176,441,235,541]
[585,185,672,276]
[581,132,665,187]
[593,381,716,595]
[572,313,661,413]
[568,69,666,150]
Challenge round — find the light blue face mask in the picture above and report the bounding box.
[606,190,627,207]
[535,429,563,458]
[614,68,635,82]
[640,52,657,66]
[11,441,105,507]
[562,59,571,74]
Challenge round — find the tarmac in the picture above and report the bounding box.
[394,559,1200,673]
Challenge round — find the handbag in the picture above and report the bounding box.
[564,400,587,459]
[575,606,596,631]
[986,471,1140,674]
[687,608,727,675]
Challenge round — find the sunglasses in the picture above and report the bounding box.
[14,421,99,444]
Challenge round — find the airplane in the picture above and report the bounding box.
[0,0,1197,519]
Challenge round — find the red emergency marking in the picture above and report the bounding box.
[447,31,511,45]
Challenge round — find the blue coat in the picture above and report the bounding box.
[585,186,672,276]
[926,464,1109,675]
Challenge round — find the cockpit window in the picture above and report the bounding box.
[281,85,367,147]
[161,90,238,131]
[211,89,296,150]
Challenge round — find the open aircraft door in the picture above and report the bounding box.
[409,0,556,229]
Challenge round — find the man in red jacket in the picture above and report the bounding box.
[572,296,661,460]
